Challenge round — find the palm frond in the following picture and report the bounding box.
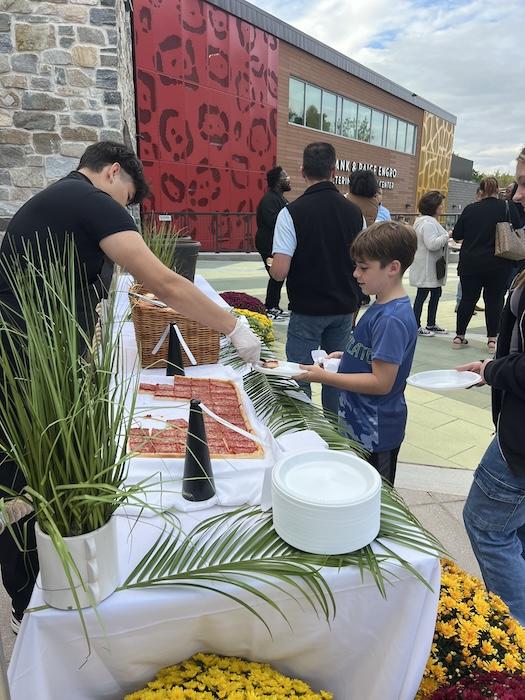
[121,507,336,633]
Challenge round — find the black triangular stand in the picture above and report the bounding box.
[166,324,185,376]
[182,399,215,502]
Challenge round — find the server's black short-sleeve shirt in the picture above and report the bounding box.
[0,171,139,337]
[0,171,138,297]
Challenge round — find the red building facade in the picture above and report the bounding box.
[133,0,278,250]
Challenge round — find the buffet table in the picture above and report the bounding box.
[7,275,440,700]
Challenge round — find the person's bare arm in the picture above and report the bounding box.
[296,359,399,395]
[100,230,236,334]
[270,253,291,281]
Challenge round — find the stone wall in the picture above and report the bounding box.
[0,0,136,233]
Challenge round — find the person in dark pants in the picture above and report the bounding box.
[270,142,363,415]
[255,167,291,320]
[409,191,451,336]
[452,177,517,354]
[0,141,261,633]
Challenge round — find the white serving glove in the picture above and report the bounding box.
[227,316,262,365]
[0,498,33,534]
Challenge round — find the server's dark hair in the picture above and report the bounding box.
[348,169,379,198]
[77,141,149,205]
[302,142,336,180]
[266,166,283,188]
[418,190,445,216]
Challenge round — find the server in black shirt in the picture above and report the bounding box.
[0,141,261,630]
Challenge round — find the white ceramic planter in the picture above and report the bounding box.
[35,517,119,610]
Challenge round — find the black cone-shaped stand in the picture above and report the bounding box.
[166,324,185,377]
[182,399,215,502]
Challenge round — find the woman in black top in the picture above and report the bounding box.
[459,268,525,622]
[452,177,514,353]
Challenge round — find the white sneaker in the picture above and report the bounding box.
[426,325,447,334]
[11,608,23,635]
[418,327,435,337]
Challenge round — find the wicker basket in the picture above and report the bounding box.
[129,284,221,369]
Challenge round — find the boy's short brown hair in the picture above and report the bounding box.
[350,221,417,274]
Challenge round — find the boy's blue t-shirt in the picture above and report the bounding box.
[338,296,417,453]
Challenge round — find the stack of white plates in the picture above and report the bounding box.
[272,450,382,555]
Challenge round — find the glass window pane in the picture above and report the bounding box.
[405,124,415,154]
[357,104,371,142]
[322,90,337,133]
[370,110,384,146]
[305,84,321,130]
[386,116,397,149]
[336,95,343,135]
[341,99,357,139]
[396,121,407,152]
[288,78,305,125]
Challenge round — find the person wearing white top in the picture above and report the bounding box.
[409,191,452,336]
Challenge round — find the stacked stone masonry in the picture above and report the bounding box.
[0,0,135,233]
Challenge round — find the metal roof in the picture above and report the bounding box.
[209,0,457,125]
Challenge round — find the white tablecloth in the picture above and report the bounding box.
[7,275,440,699]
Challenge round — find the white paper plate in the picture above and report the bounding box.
[254,361,302,378]
[407,369,480,391]
[271,450,382,554]
[273,450,380,507]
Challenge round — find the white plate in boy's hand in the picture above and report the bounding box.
[253,360,302,378]
[407,369,481,391]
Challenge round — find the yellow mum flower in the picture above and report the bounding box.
[479,640,496,656]
[503,652,521,671]
[489,625,509,644]
[458,619,480,648]
[435,620,456,638]
[479,658,503,672]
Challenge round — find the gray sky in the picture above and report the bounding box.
[251,0,523,174]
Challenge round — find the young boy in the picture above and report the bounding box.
[296,221,418,484]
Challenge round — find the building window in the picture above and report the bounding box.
[287,77,417,155]
[370,110,384,147]
[405,123,415,154]
[305,84,321,129]
[357,104,371,142]
[341,99,357,139]
[288,77,305,125]
[335,95,344,135]
[396,120,407,152]
[322,90,337,133]
[385,115,398,150]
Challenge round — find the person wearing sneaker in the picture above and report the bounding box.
[409,191,451,337]
[255,166,291,318]
[270,142,363,415]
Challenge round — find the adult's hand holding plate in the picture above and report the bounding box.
[407,369,482,391]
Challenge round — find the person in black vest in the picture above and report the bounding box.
[0,141,261,632]
[255,166,291,320]
[270,142,363,414]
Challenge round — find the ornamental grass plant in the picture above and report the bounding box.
[0,239,139,540]
[417,560,525,698]
[124,652,333,699]
[141,216,184,269]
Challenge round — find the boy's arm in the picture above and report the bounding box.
[295,360,399,396]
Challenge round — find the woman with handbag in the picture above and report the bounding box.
[409,190,451,336]
[452,177,516,354]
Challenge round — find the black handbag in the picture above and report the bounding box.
[435,252,446,280]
